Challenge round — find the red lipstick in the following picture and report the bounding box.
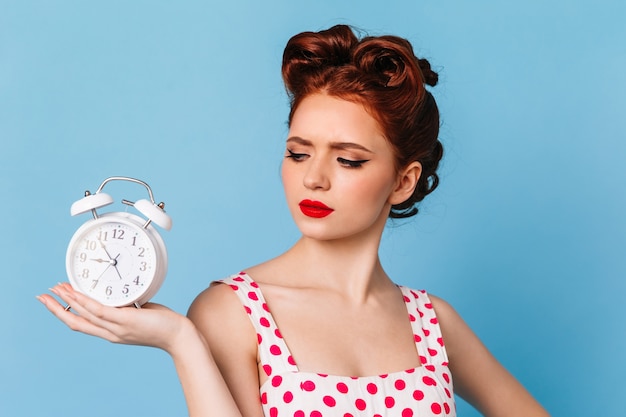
[299,199,334,218]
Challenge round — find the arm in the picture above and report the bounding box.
[187,283,266,417]
[430,295,550,417]
[38,283,241,417]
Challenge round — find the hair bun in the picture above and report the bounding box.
[418,58,438,87]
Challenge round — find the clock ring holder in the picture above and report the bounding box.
[65,176,172,309]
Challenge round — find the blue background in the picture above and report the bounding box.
[1,1,624,416]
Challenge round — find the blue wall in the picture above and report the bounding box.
[2,1,624,416]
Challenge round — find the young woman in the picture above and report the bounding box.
[39,25,549,417]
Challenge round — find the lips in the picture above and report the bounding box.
[299,199,334,218]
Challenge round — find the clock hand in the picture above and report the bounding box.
[111,253,124,280]
[90,258,116,264]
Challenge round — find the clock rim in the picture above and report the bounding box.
[65,212,168,307]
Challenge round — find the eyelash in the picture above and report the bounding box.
[337,157,369,168]
[286,149,370,168]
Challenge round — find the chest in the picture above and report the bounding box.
[261,289,422,378]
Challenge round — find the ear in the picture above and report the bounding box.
[388,161,422,205]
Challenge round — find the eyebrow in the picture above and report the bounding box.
[286,136,374,153]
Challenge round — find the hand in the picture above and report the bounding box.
[37,283,191,354]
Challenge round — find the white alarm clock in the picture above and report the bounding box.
[65,176,172,308]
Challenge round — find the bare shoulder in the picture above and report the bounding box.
[187,283,264,417]
[427,293,550,417]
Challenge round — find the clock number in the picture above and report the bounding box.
[122,284,130,295]
[139,261,147,271]
[79,253,87,262]
[106,286,113,296]
[133,276,140,285]
[137,247,145,257]
[112,228,125,240]
[97,231,108,242]
[84,240,97,251]
[131,236,137,246]
[81,269,90,278]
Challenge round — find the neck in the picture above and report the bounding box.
[280,226,393,302]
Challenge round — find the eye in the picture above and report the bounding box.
[337,157,370,168]
[285,149,308,162]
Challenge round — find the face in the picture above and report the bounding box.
[281,93,409,242]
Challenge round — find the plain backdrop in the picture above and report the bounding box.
[1,1,625,416]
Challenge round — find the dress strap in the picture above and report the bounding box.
[399,286,450,366]
[216,272,299,378]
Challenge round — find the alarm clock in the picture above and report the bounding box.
[65,176,172,308]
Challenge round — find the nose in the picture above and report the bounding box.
[303,157,330,190]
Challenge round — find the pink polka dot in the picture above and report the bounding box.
[323,395,336,407]
[394,379,406,390]
[425,365,435,372]
[310,411,322,417]
[260,317,270,327]
[263,364,272,376]
[437,337,444,346]
[250,281,259,288]
[343,414,354,417]
[430,317,438,324]
[420,355,427,364]
[275,329,283,338]
[229,284,239,291]
[445,388,451,398]
[257,333,263,344]
[294,411,305,417]
[413,389,425,401]
[443,373,450,383]
[262,303,270,312]
[409,314,416,322]
[283,391,293,403]
[402,408,414,417]
[271,375,282,387]
[428,348,438,356]
[233,276,244,282]
[414,334,422,342]
[422,376,437,386]
[355,399,366,410]
[385,396,395,408]
[288,356,296,366]
[367,383,378,394]
[269,407,278,417]
[423,328,430,336]
[248,291,258,301]
[431,402,442,414]
[261,392,267,404]
[270,345,282,355]
[403,295,411,303]
[301,380,316,392]
[244,306,252,315]
[405,368,415,374]
[336,382,349,394]
[444,402,451,414]
[424,302,433,309]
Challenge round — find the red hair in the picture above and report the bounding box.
[282,25,442,218]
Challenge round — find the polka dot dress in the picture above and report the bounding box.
[218,272,455,417]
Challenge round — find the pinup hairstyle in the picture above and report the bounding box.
[282,25,442,218]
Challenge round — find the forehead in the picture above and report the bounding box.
[289,94,387,148]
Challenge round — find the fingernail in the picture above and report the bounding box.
[36,295,47,306]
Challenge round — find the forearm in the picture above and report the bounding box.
[169,320,242,417]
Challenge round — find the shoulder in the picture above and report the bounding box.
[187,281,253,340]
[187,280,265,417]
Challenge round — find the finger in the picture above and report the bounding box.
[40,285,123,342]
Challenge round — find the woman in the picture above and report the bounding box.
[39,25,549,417]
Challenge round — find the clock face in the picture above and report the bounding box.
[66,215,160,306]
